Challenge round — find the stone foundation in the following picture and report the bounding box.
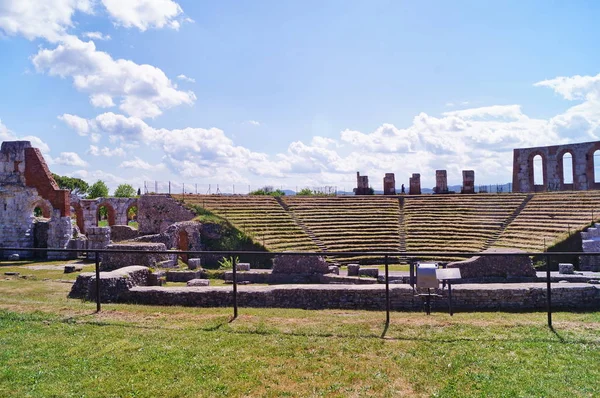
[69,266,150,302]
[100,243,175,271]
[448,248,536,278]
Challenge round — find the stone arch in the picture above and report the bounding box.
[97,201,116,226]
[31,199,52,218]
[528,151,547,191]
[585,143,600,188]
[72,201,85,233]
[557,149,575,189]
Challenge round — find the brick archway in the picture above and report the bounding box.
[97,202,116,226]
[31,199,52,218]
[72,202,85,233]
[587,143,600,188]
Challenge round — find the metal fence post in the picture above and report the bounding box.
[95,251,101,312]
[384,254,390,328]
[232,256,238,319]
[546,253,552,328]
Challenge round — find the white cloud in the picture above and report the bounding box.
[244,120,260,126]
[534,73,600,101]
[120,156,165,170]
[177,74,195,83]
[83,31,111,40]
[54,151,88,167]
[101,0,188,31]
[34,37,196,118]
[0,0,93,42]
[87,145,125,157]
[0,118,51,153]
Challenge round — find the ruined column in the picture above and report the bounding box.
[355,172,370,195]
[409,173,421,195]
[462,170,475,194]
[383,173,396,195]
[435,170,448,193]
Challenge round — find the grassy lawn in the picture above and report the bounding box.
[0,261,599,397]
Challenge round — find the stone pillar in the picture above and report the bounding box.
[47,215,75,260]
[86,227,111,260]
[383,173,395,195]
[355,172,370,195]
[409,173,421,195]
[462,170,475,194]
[435,170,448,193]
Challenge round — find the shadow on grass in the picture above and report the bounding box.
[46,314,599,346]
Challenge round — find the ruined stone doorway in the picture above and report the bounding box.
[97,203,116,227]
[178,230,189,264]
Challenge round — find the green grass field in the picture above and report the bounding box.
[0,260,599,397]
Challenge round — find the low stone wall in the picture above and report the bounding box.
[166,270,207,282]
[223,271,379,285]
[124,283,600,311]
[100,243,174,271]
[272,254,329,274]
[448,248,536,278]
[110,225,139,242]
[69,266,150,302]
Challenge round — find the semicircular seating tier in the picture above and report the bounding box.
[492,191,600,252]
[282,196,402,265]
[173,194,319,252]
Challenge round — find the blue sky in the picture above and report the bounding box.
[1,0,600,193]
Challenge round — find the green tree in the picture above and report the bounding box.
[52,173,89,197]
[87,180,109,199]
[249,186,285,197]
[297,188,314,196]
[114,184,136,198]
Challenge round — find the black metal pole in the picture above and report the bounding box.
[232,255,238,319]
[95,251,101,313]
[546,253,552,328]
[448,281,453,316]
[384,255,390,328]
[409,261,415,289]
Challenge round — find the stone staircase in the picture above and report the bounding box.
[274,196,328,254]
[482,194,534,250]
[580,223,600,271]
[398,197,408,263]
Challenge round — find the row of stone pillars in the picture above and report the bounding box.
[357,170,476,195]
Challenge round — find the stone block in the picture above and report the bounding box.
[187,279,210,287]
[347,264,360,276]
[166,270,205,283]
[236,262,250,271]
[272,255,329,274]
[559,263,574,274]
[328,265,339,275]
[8,254,19,261]
[188,258,202,270]
[64,264,83,273]
[358,268,379,278]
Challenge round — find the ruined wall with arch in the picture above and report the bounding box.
[0,141,73,258]
[512,140,600,192]
[73,197,138,234]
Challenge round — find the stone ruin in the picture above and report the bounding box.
[447,248,536,280]
[0,141,83,260]
[462,170,475,194]
[512,140,600,192]
[383,173,396,195]
[409,173,421,195]
[0,140,201,262]
[434,170,448,194]
[355,172,370,195]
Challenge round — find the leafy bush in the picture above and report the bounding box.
[249,186,285,197]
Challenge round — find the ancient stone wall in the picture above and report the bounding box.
[383,173,396,195]
[409,173,421,195]
[461,170,475,194]
[434,170,448,193]
[447,248,536,278]
[512,140,600,192]
[137,194,196,234]
[0,141,73,258]
[75,197,138,234]
[355,172,370,195]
